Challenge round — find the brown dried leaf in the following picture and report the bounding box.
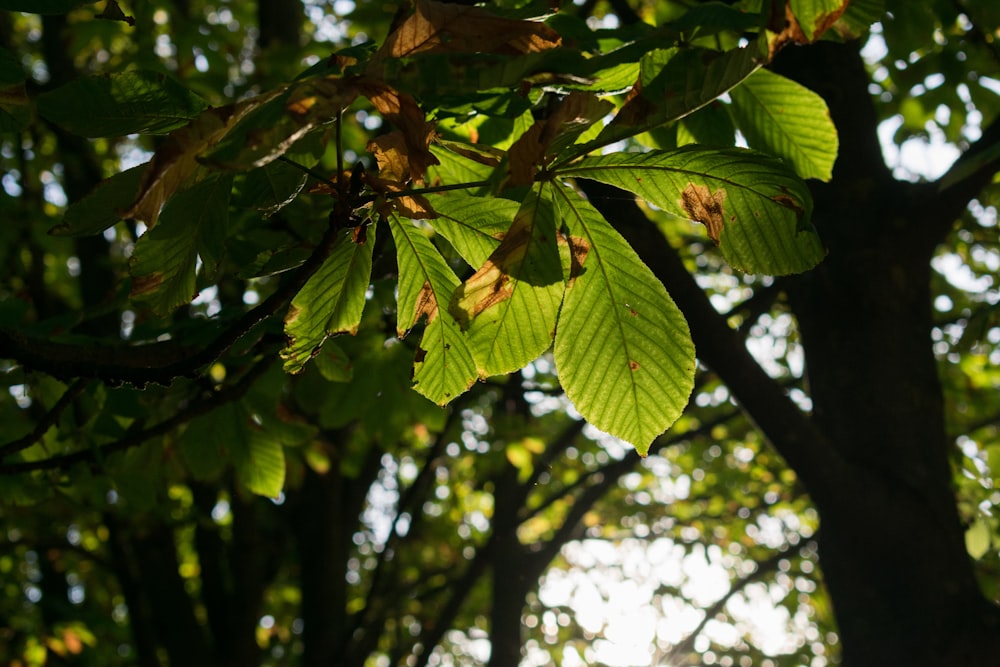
[358,80,438,183]
[679,183,727,244]
[379,0,561,60]
[412,280,439,327]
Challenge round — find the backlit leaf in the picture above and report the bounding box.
[574,42,763,158]
[376,0,560,60]
[128,175,233,315]
[558,147,824,275]
[425,192,518,266]
[282,228,375,374]
[448,188,564,377]
[551,187,695,454]
[389,214,476,404]
[729,68,838,181]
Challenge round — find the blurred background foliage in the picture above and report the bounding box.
[0,0,998,666]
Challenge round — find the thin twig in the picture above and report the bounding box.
[0,378,89,457]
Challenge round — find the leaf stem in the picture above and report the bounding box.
[277,155,339,191]
[336,109,345,195]
[363,179,492,204]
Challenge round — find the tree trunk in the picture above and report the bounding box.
[775,41,1000,666]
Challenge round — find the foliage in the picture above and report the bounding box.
[1,0,999,666]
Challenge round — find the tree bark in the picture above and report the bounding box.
[773,40,1000,666]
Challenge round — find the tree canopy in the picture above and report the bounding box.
[1,1,999,666]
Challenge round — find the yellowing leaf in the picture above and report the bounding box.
[122,96,274,226]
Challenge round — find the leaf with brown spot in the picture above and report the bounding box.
[679,182,727,244]
[449,187,564,377]
[768,1,849,58]
[281,228,376,374]
[558,147,824,275]
[376,0,561,60]
[389,214,476,404]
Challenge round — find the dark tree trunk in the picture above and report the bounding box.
[774,41,1000,666]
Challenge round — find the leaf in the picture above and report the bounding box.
[389,214,476,404]
[234,420,286,498]
[51,165,146,236]
[551,188,695,454]
[788,0,850,42]
[235,160,308,217]
[729,68,838,181]
[312,341,353,382]
[36,70,208,137]
[282,228,375,374]
[122,103,256,226]
[425,192,519,266]
[576,43,763,158]
[358,79,438,183]
[376,0,560,61]
[965,517,992,560]
[448,188,564,377]
[128,174,233,314]
[203,76,360,171]
[506,92,613,186]
[180,402,286,498]
[558,147,824,275]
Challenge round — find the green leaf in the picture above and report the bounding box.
[235,160,308,217]
[389,214,477,404]
[551,187,695,454]
[789,0,849,42]
[180,402,238,481]
[425,192,519,266]
[448,188,564,377]
[52,165,146,236]
[558,147,824,275]
[575,42,763,158]
[729,68,838,181]
[37,70,208,137]
[312,341,353,382]
[234,421,286,499]
[180,402,286,498]
[965,517,992,560]
[282,228,375,373]
[128,175,233,314]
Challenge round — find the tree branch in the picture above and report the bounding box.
[0,356,275,474]
[0,378,90,457]
[0,216,345,387]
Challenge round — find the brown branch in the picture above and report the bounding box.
[0,378,90,457]
[0,356,275,474]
